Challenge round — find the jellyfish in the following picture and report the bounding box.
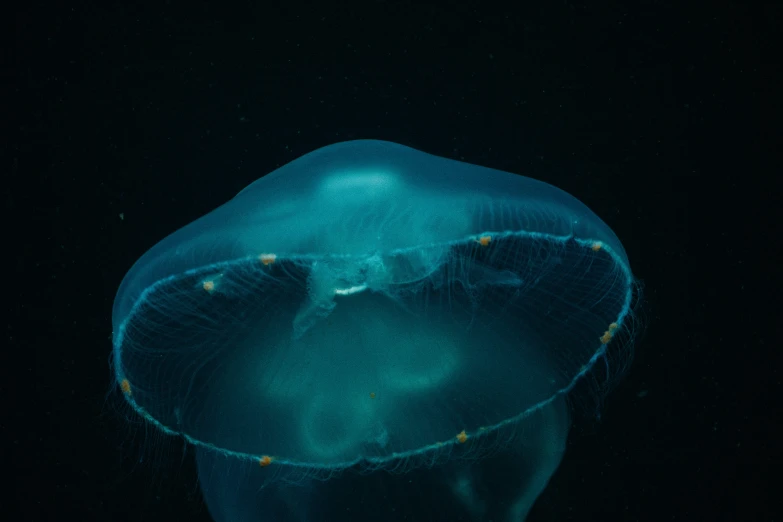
[112,140,637,521]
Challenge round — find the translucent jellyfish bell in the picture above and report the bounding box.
[112,140,636,522]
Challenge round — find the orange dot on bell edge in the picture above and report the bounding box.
[591,242,602,251]
[258,455,273,467]
[259,253,277,266]
[477,235,491,246]
[120,378,132,396]
[456,430,468,443]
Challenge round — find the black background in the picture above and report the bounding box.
[7,0,779,521]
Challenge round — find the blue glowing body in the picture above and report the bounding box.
[112,140,636,521]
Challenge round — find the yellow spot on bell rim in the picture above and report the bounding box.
[258,455,274,467]
[259,253,277,266]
